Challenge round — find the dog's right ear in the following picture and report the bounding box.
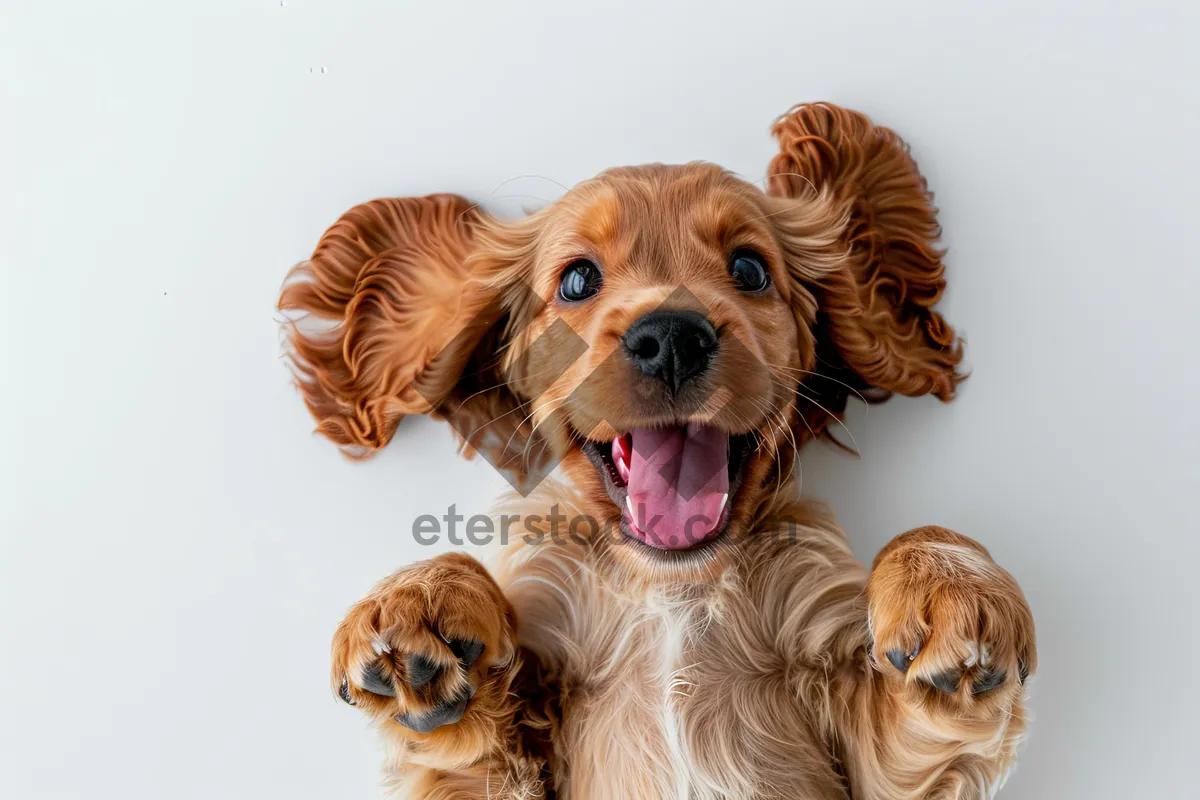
[278,195,539,469]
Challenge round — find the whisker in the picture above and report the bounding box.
[490,174,570,195]
[744,170,818,198]
[745,397,782,503]
[764,361,869,407]
[794,383,861,456]
[772,402,801,499]
[452,363,569,414]
[746,395,800,505]
[489,193,553,207]
[456,194,551,228]
[744,204,803,226]
[521,405,573,473]
[462,401,527,448]
[498,391,572,471]
[460,383,569,465]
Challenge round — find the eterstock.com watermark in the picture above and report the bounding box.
[411,503,811,549]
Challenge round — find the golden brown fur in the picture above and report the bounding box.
[282,103,1035,798]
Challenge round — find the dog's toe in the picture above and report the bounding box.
[924,668,963,693]
[406,653,441,689]
[394,686,475,734]
[971,667,1007,695]
[447,638,484,668]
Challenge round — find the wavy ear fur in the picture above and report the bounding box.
[278,195,545,481]
[767,103,966,440]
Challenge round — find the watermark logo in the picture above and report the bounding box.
[411,282,776,501]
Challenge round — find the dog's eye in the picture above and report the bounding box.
[728,250,770,292]
[558,259,603,302]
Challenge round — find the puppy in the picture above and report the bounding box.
[279,103,1035,799]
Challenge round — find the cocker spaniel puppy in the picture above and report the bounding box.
[279,103,1035,799]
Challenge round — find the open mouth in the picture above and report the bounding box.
[582,424,755,552]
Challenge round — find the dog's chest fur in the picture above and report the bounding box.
[495,541,847,800]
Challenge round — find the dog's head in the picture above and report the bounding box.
[280,104,963,578]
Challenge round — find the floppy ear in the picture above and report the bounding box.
[278,195,546,482]
[766,102,965,439]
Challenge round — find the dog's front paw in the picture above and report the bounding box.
[867,527,1036,706]
[332,553,517,748]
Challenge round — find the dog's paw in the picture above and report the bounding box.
[332,553,517,740]
[867,527,1036,705]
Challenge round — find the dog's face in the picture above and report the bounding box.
[481,165,830,570]
[281,104,965,581]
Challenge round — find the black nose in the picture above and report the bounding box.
[622,310,719,393]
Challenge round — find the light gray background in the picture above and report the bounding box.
[2,1,1197,797]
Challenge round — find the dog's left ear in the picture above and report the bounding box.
[764,103,966,439]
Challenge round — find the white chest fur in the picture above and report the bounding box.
[561,591,710,800]
[491,522,845,800]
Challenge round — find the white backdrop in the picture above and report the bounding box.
[2,1,1198,797]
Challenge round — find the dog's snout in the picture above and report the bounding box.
[622,310,718,393]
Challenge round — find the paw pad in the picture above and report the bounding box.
[338,637,490,734]
[360,661,398,697]
[393,687,474,733]
[447,637,484,668]
[925,668,964,693]
[406,653,440,689]
[884,639,1012,696]
[970,667,1007,695]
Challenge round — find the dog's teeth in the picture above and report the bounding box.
[717,493,729,516]
[626,496,636,521]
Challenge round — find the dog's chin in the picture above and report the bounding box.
[579,424,756,568]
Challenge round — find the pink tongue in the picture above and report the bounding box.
[624,424,729,550]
